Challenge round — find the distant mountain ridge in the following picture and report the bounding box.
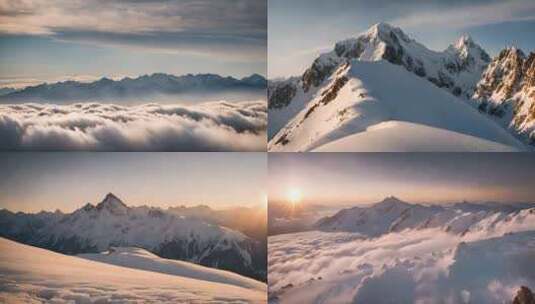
[0,73,267,103]
[0,193,266,281]
[268,22,534,149]
[315,196,535,237]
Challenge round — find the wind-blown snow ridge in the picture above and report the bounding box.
[0,237,267,303]
[0,100,267,151]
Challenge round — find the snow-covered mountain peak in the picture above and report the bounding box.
[315,198,535,237]
[453,34,475,49]
[81,202,95,212]
[268,25,502,148]
[374,196,409,208]
[96,193,128,214]
[365,22,407,40]
[448,34,490,63]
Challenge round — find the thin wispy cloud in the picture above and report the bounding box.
[0,0,267,60]
[391,0,535,31]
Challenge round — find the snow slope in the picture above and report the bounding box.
[79,247,265,291]
[269,206,535,304]
[0,237,267,303]
[269,60,526,151]
[312,121,520,152]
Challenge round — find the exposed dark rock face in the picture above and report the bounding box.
[474,47,535,144]
[268,81,297,109]
[475,48,526,101]
[513,286,535,304]
[302,57,339,93]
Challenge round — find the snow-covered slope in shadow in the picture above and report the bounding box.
[0,238,267,303]
[312,120,520,152]
[269,61,526,151]
[79,246,265,291]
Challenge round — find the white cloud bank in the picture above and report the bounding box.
[268,209,535,303]
[0,101,267,151]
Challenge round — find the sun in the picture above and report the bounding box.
[288,188,302,205]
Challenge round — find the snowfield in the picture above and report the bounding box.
[269,61,526,152]
[0,100,267,151]
[268,203,535,304]
[79,247,265,291]
[0,238,267,303]
[312,121,520,152]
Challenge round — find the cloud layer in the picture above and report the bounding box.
[269,210,535,303]
[0,101,267,151]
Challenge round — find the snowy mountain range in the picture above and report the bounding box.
[315,196,535,237]
[0,193,266,281]
[0,73,267,103]
[0,237,267,303]
[268,23,534,151]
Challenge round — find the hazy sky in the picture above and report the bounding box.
[269,153,535,206]
[0,153,267,212]
[0,0,267,88]
[269,0,535,78]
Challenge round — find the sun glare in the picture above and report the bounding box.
[288,188,302,205]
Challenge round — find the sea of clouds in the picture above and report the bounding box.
[268,211,535,304]
[0,101,266,151]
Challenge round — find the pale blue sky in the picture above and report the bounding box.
[269,0,535,78]
[0,0,267,88]
[0,153,267,212]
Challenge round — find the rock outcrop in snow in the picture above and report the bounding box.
[513,286,535,304]
[473,48,535,144]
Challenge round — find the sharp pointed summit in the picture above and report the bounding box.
[96,193,128,214]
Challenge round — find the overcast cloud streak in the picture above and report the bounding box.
[0,0,267,60]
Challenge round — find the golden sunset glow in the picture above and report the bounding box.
[288,188,302,205]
